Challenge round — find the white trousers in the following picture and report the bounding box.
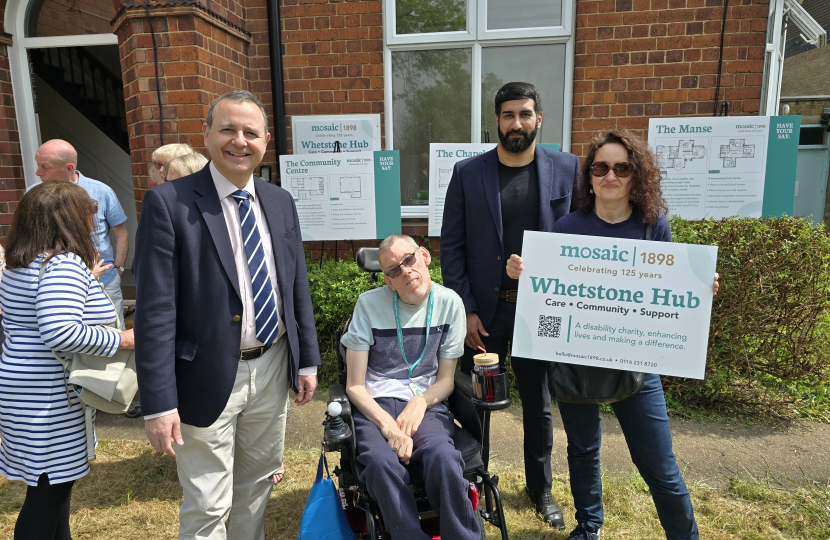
[176,336,289,540]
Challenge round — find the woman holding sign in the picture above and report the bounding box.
[507,128,717,540]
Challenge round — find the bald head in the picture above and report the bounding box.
[35,139,78,183]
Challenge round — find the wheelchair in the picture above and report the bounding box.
[322,247,511,540]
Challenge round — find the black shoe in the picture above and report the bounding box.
[526,488,566,530]
[124,401,142,418]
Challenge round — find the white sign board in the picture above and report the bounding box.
[291,114,381,154]
[512,231,718,379]
[428,143,496,236]
[647,116,799,219]
[279,151,401,241]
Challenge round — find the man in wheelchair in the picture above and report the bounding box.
[340,234,482,540]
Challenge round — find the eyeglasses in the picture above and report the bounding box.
[153,161,165,170]
[90,199,99,214]
[384,252,418,279]
[590,161,633,178]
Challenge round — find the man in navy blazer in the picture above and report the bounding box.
[134,91,321,539]
[440,82,579,531]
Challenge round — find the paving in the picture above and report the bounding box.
[97,393,830,490]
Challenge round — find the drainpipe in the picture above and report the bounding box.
[266,0,288,184]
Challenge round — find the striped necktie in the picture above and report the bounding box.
[231,189,279,345]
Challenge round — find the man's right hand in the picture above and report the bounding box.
[145,412,184,457]
[381,422,414,464]
[465,312,489,350]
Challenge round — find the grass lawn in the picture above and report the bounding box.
[0,439,827,539]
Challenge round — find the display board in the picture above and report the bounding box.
[427,142,561,236]
[291,114,381,154]
[279,151,401,241]
[512,231,718,379]
[647,116,801,219]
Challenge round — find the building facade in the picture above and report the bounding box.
[0,0,772,258]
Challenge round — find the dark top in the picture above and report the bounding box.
[553,210,672,242]
[499,160,540,290]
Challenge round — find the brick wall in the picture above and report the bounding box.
[35,0,113,37]
[781,46,830,104]
[278,0,384,152]
[0,43,23,240]
[114,5,253,214]
[571,0,769,158]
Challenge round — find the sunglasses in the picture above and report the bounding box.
[590,161,633,178]
[385,251,418,279]
[90,199,99,214]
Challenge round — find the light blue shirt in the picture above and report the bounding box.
[28,172,128,285]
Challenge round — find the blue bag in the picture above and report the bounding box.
[297,454,354,540]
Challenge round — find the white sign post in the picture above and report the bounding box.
[428,143,496,236]
[512,231,718,379]
[291,114,381,155]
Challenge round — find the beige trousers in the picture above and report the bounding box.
[176,336,289,540]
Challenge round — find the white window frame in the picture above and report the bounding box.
[384,0,576,218]
[5,0,118,187]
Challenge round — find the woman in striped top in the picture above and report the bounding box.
[0,182,135,539]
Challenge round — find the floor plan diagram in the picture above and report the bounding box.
[656,140,707,170]
[338,176,363,198]
[437,165,453,188]
[719,139,755,168]
[290,177,326,200]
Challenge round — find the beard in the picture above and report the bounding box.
[498,125,538,153]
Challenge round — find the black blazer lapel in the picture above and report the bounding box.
[193,169,242,301]
[481,149,504,251]
[536,146,555,231]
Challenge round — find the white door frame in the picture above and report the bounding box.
[4,0,118,187]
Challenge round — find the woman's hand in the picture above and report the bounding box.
[506,254,524,280]
[713,272,720,296]
[91,251,113,280]
[396,394,427,437]
[119,328,135,350]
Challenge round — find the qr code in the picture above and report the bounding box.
[538,315,562,338]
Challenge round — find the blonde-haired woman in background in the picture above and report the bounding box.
[163,152,209,182]
[150,143,195,185]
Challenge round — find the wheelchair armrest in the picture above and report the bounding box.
[448,373,482,443]
[453,370,475,399]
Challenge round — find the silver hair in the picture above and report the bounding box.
[206,90,269,135]
[378,234,419,268]
[152,143,194,163]
[163,153,209,180]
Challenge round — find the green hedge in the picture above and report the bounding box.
[307,217,830,415]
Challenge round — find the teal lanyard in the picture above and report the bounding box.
[392,288,434,380]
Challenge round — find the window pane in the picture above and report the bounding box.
[396,0,467,35]
[481,44,566,148]
[393,49,472,206]
[487,0,562,30]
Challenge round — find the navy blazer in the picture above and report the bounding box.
[440,146,579,328]
[134,164,321,427]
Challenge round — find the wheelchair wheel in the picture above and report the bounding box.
[476,509,487,540]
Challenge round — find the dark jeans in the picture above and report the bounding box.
[15,473,74,540]
[557,374,698,539]
[460,299,555,493]
[353,397,480,540]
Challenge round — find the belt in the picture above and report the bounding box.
[498,289,519,302]
[240,344,271,361]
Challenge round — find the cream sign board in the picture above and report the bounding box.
[291,114,381,154]
[512,231,718,379]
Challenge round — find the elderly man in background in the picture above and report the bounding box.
[150,143,195,185]
[32,139,130,328]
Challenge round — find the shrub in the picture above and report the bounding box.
[307,217,830,416]
[665,216,830,414]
